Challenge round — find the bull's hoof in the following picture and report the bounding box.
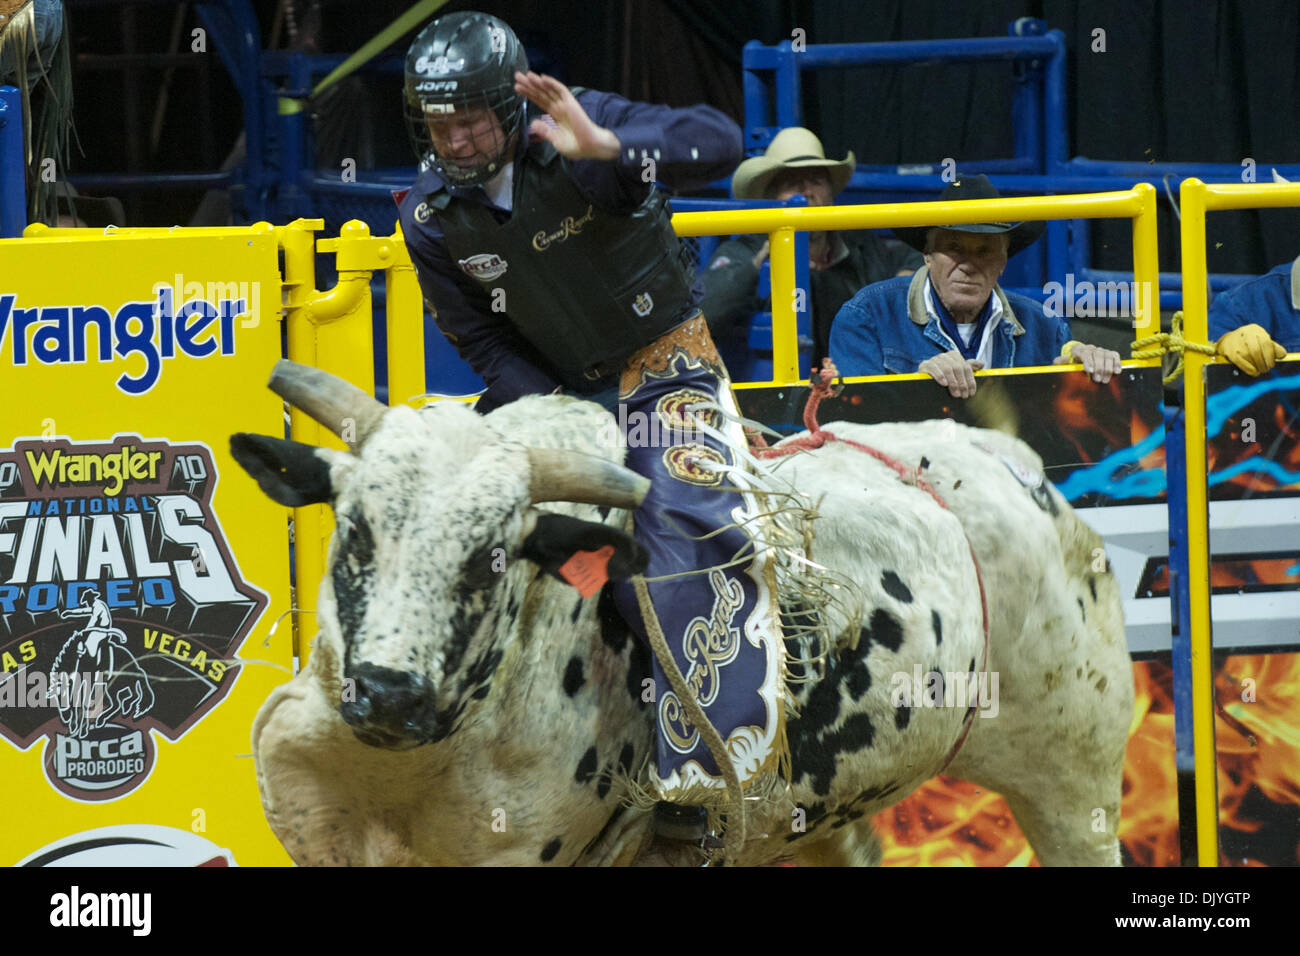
[653,802,708,841]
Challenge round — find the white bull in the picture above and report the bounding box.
[232,361,1133,866]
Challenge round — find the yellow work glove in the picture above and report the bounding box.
[1215,324,1286,376]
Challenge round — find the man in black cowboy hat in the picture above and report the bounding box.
[830,175,1122,398]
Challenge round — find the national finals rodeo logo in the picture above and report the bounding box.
[0,435,268,801]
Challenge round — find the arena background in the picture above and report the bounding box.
[6,0,1297,869]
[64,0,1300,278]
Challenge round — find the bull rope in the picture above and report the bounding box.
[632,574,747,865]
[751,372,992,776]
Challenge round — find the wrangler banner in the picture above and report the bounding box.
[0,229,294,866]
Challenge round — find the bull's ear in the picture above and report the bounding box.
[520,513,647,591]
[230,434,336,507]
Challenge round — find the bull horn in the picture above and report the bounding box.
[268,359,387,452]
[527,448,650,510]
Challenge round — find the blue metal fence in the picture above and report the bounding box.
[1,86,25,238]
[741,18,1300,310]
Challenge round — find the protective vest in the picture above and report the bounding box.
[427,141,696,385]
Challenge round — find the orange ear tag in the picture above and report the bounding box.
[558,545,616,598]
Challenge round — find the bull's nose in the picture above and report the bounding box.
[340,663,434,744]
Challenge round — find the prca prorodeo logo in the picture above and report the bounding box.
[0,435,268,801]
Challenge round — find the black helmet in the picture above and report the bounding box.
[404,11,529,187]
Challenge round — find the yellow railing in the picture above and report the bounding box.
[276,218,425,662]
[1178,179,1300,867]
[671,184,1162,384]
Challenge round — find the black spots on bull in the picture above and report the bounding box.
[789,707,877,797]
[597,588,627,654]
[837,713,876,752]
[800,657,846,731]
[852,782,900,807]
[880,571,913,604]
[797,713,877,796]
[788,712,840,797]
[788,621,880,793]
[1078,598,1087,624]
[931,609,943,646]
[331,512,375,642]
[845,658,871,701]
[456,647,504,708]
[539,837,563,862]
[1088,576,1099,603]
[785,728,837,796]
[429,647,504,742]
[862,608,904,654]
[618,742,636,777]
[563,657,585,697]
[429,700,466,744]
[596,773,612,800]
[462,648,503,694]
[574,746,598,785]
[626,634,652,707]
[440,616,475,684]
[895,704,911,731]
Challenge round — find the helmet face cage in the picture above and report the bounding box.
[404,12,529,188]
[404,84,526,187]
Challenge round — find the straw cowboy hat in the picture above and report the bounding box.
[893,175,1045,258]
[730,127,856,200]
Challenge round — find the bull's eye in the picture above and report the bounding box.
[459,541,504,592]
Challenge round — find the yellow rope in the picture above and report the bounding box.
[1130,310,1218,384]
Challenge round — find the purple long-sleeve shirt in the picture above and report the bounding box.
[397,89,743,405]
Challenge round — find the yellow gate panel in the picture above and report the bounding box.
[0,230,293,866]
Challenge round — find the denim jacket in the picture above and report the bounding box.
[829,267,1072,376]
[1207,256,1300,353]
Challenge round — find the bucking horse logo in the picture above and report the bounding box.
[48,589,154,738]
